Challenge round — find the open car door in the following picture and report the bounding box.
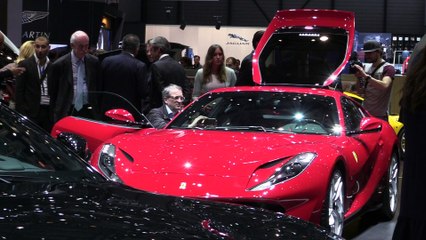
[51,91,153,152]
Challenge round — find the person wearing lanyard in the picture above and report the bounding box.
[15,36,52,132]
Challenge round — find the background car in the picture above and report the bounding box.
[51,9,399,237]
[0,102,342,240]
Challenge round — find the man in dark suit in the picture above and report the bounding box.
[146,36,190,111]
[15,36,52,131]
[99,34,149,119]
[236,30,264,86]
[49,30,99,122]
[146,84,184,128]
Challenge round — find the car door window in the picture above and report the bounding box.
[341,96,366,132]
[68,91,149,126]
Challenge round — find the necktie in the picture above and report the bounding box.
[75,60,85,111]
[168,112,174,119]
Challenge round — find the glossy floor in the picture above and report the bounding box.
[344,209,397,239]
[343,163,403,240]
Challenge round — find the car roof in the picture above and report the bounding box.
[252,9,355,87]
[209,85,345,99]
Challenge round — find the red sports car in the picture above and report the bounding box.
[52,9,399,237]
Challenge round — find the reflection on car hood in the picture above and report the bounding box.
[113,129,336,175]
[0,181,340,239]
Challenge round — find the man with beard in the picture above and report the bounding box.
[353,40,395,120]
[15,36,52,131]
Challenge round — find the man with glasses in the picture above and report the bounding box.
[146,84,184,128]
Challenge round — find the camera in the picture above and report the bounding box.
[349,60,363,74]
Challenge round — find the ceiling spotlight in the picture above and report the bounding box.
[180,23,186,30]
[213,15,222,30]
[215,20,221,30]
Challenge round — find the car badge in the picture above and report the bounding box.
[179,182,187,190]
[352,151,358,163]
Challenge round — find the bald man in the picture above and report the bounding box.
[49,30,100,122]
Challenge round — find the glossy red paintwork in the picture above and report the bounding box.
[51,116,142,152]
[52,9,397,229]
[78,87,396,224]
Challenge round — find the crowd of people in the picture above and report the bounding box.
[2,24,426,240]
[1,31,397,131]
[0,30,256,131]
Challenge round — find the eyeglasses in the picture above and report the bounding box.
[169,95,185,101]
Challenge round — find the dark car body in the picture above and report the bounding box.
[0,103,340,239]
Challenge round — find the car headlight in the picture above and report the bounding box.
[249,152,317,191]
[98,144,123,183]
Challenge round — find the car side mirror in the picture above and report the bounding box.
[57,132,91,160]
[348,117,382,135]
[105,109,135,122]
[359,117,382,133]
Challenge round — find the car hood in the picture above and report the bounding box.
[252,9,355,86]
[0,180,340,239]
[114,129,335,175]
[106,129,338,197]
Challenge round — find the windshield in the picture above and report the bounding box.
[0,104,103,182]
[169,91,340,135]
[259,27,348,85]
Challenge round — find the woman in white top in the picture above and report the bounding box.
[192,44,236,100]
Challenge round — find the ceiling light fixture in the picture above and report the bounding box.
[215,20,221,30]
[213,15,222,30]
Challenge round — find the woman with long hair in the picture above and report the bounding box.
[192,44,236,100]
[392,46,426,240]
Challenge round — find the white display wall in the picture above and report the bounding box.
[146,24,265,65]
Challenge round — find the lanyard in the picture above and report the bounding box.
[38,64,45,79]
[38,64,47,95]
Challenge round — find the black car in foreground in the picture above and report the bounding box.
[0,103,341,239]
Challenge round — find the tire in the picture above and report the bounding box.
[380,151,399,220]
[321,169,345,236]
[398,128,406,161]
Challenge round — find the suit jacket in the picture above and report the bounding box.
[15,56,51,118]
[236,51,255,86]
[0,69,12,80]
[49,52,99,122]
[149,55,190,109]
[146,105,172,129]
[99,52,148,114]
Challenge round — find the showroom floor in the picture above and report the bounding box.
[342,164,403,240]
[343,209,397,239]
